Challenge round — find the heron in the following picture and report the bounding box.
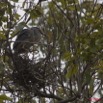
[13,27,43,54]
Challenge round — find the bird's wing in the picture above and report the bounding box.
[13,29,30,50]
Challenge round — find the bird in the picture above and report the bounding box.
[13,27,43,54]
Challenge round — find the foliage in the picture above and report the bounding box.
[0,0,103,103]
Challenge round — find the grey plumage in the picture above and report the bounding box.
[13,27,43,53]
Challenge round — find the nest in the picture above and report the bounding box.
[12,55,47,94]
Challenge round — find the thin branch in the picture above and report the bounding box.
[52,0,74,27]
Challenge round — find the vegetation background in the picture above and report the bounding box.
[0,0,103,103]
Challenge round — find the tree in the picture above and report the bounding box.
[0,0,103,103]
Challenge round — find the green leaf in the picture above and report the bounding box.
[0,32,6,39]
[14,13,20,20]
[69,5,75,10]
[29,7,42,19]
[66,65,78,79]
[2,16,8,22]
[62,52,71,60]
[0,94,12,101]
[89,79,94,94]
[0,61,5,72]
[86,18,95,24]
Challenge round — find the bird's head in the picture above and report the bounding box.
[31,27,43,36]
